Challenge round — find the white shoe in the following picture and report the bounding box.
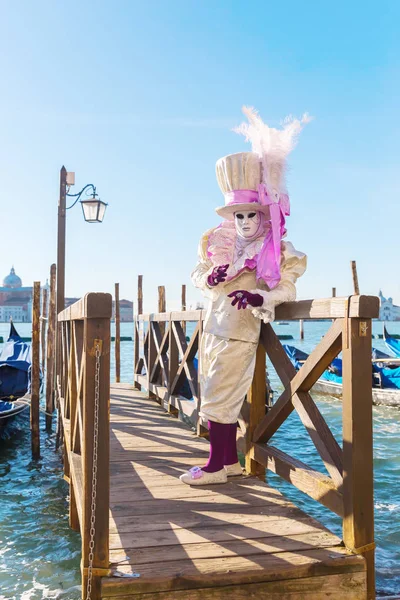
[225,462,243,477]
[180,466,227,486]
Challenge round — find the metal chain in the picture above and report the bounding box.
[86,342,101,600]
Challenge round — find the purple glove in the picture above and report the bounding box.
[207,264,229,287]
[228,290,264,310]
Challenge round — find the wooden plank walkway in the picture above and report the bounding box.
[101,383,366,599]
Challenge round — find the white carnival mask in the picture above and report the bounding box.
[234,210,261,239]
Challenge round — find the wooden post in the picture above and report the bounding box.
[332,287,336,298]
[134,275,143,390]
[299,319,304,340]
[351,261,360,295]
[158,286,166,338]
[138,275,143,315]
[40,288,48,369]
[82,308,111,600]
[342,317,375,599]
[245,343,266,481]
[45,264,57,431]
[31,282,41,459]
[181,284,186,335]
[114,283,120,383]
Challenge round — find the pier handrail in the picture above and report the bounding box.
[57,292,112,597]
[134,294,379,600]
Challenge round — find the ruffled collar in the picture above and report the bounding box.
[207,222,270,282]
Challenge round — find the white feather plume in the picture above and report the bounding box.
[233,106,312,198]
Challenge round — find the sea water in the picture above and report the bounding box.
[0,320,399,598]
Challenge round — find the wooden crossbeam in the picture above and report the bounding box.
[275,295,379,320]
[255,320,342,441]
[170,322,200,396]
[252,444,344,517]
[72,361,85,455]
[171,321,199,400]
[254,319,344,487]
[150,323,170,385]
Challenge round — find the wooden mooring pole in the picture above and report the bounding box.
[158,285,166,337]
[115,283,120,383]
[31,282,41,459]
[138,275,143,315]
[299,319,304,340]
[45,264,57,431]
[351,260,360,295]
[332,287,336,298]
[40,288,48,369]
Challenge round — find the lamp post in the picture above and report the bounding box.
[56,166,108,317]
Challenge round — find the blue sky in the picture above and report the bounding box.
[0,1,399,311]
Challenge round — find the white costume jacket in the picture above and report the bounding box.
[192,226,307,342]
[191,225,306,424]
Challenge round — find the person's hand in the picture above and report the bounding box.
[228,290,264,310]
[207,264,229,287]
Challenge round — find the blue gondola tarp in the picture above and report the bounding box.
[0,324,31,398]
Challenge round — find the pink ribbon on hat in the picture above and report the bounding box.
[256,184,290,289]
[223,189,260,207]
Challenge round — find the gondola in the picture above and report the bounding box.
[0,322,36,428]
[283,344,400,407]
[383,325,400,358]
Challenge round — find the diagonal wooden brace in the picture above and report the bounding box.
[171,321,199,400]
[150,323,170,385]
[254,319,344,487]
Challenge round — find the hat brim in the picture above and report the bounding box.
[215,203,271,221]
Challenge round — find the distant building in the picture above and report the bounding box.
[111,299,133,322]
[0,267,34,322]
[379,291,400,321]
[118,299,133,322]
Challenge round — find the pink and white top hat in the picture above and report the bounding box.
[215,151,289,221]
[212,107,311,289]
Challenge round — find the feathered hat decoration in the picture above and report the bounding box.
[234,106,312,204]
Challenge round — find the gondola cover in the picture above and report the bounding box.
[383,326,400,358]
[0,322,32,398]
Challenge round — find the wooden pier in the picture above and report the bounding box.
[57,292,379,599]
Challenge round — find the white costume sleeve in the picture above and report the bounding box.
[248,241,307,323]
[191,229,220,301]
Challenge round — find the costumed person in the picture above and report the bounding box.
[180,106,309,486]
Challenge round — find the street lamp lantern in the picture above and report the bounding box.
[57,170,109,319]
[80,195,108,223]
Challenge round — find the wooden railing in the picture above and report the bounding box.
[134,295,379,600]
[57,293,112,599]
[134,309,205,432]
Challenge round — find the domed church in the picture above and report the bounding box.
[0,267,34,322]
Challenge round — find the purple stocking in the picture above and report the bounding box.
[202,421,230,473]
[224,423,239,466]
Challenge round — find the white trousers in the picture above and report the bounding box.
[199,332,257,424]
